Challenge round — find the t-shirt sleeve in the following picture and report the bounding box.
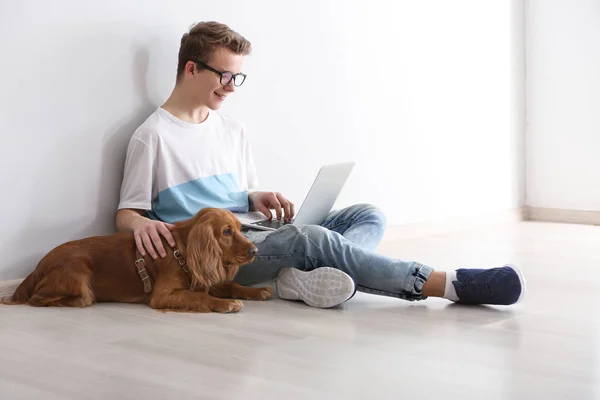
[118,137,155,211]
[243,127,259,190]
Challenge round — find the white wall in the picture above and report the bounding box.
[0,0,524,280]
[526,0,600,210]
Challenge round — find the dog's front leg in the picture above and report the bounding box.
[150,288,243,313]
[209,281,273,301]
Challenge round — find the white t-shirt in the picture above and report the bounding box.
[118,107,259,223]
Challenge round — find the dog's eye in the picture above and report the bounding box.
[223,228,232,236]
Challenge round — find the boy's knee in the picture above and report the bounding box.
[354,203,387,230]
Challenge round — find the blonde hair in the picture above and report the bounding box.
[177,21,252,79]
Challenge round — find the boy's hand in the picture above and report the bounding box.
[131,218,176,260]
[248,191,295,222]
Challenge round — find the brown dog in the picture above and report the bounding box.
[6,208,272,313]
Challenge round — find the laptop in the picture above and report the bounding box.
[235,162,355,231]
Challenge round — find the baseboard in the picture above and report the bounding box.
[524,206,600,226]
[381,208,525,242]
[0,279,24,301]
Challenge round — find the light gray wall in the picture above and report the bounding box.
[0,0,525,279]
[526,0,600,211]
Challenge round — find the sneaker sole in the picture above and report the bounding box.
[276,267,355,309]
[506,264,526,304]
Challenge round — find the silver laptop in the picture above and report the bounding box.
[235,162,355,231]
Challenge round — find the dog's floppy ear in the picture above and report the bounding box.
[186,222,224,289]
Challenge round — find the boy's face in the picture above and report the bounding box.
[184,47,245,110]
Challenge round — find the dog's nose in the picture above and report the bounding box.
[248,246,258,257]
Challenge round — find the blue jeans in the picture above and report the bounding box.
[234,204,434,301]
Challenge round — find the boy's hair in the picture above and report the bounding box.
[177,21,252,80]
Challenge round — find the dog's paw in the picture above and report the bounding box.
[227,300,244,313]
[214,299,244,313]
[258,286,273,300]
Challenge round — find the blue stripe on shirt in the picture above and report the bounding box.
[146,173,249,223]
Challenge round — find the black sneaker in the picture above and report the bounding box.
[453,264,526,305]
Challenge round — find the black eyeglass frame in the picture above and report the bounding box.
[193,60,247,87]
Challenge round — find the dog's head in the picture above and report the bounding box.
[184,208,257,290]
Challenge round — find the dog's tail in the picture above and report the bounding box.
[1,297,23,305]
[2,274,38,305]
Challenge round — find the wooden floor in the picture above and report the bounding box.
[1,221,599,400]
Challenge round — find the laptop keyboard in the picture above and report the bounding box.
[252,219,291,229]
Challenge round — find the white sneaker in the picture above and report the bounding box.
[276,267,356,308]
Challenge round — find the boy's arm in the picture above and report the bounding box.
[117,136,175,259]
[248,191,295,222]
[115,208,146,233]
[115,208,176,260]
[242,126,294,221]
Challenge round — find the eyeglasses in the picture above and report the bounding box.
[193,60,247,87]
